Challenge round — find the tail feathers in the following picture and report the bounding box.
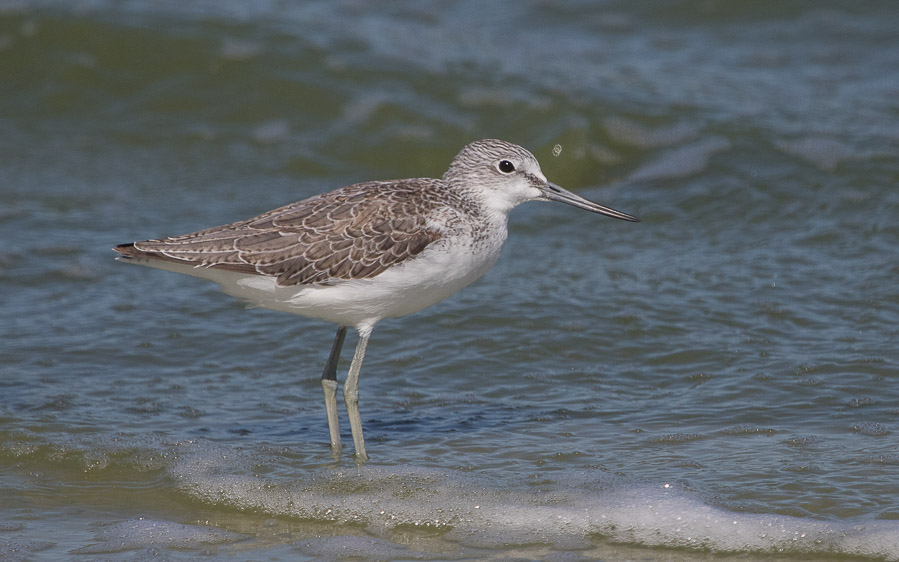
[112,241,255,275]
[112,243,141,258]
[112,242,174,264]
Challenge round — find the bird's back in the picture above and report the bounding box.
[114,178,484,287]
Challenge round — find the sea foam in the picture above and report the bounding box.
[170,444,899,560]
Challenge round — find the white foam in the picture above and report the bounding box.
[0,538,54,560]
[171,446,899,560]
[70,518,247,554]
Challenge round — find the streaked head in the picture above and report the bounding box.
[445,139,639,221]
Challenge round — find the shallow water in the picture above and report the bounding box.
[1,1,898,560]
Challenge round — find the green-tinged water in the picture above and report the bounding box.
[1,1,898,559]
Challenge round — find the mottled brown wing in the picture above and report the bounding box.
[116,180,443,286]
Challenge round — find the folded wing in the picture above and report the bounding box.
[114,180,443,287]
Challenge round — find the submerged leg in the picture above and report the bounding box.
[321,326,347,452]
[344,326,372,461]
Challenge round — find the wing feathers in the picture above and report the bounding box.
[115,180,447,287]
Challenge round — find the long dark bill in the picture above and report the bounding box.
[541,182,640,222]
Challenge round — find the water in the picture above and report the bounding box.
[2,1,898,559]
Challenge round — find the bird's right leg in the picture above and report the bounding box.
[321,326,347,452]
[344,326,372,462]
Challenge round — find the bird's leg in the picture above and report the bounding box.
[344,326,372,461]
[321,326,347,453]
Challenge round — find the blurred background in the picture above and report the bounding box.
[1,1,898,560]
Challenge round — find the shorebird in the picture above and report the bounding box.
[114,139,638,460]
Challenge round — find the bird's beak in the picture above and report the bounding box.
[540,182,640,222]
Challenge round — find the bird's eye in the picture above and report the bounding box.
[497,160,515,174]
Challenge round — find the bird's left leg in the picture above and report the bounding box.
[321,326,347,452]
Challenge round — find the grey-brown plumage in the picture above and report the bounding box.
[114,179,466,286]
